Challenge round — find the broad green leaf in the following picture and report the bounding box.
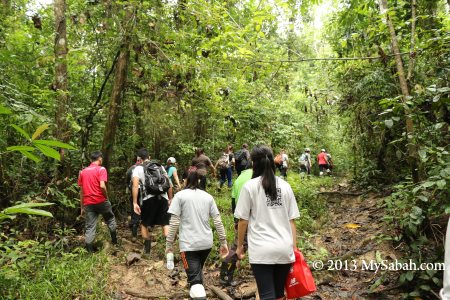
[19,150,41,163]
[6,145,35,152]
[384,119,393,128]
[31,124,50,140]
[436,179,446,189]
[8,202,54,209]
[421,181,435,188]
[34,144,61,161]
[0,104,12,115]
[418,149,427,160]
[3,207,53,218]
[33,139,76,150]
[10,124,30,140]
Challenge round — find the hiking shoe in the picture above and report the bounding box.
[219,278,239,287]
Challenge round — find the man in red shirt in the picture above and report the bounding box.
[78,151,117,252]
[317,149,329,176]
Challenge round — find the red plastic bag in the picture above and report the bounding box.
[285,248,316,299]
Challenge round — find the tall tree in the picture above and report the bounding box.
[54,0,70,176]
[378,0,421,183]
[101,7,134,170]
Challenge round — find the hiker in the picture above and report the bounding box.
[78,151,118,252]
[235,145,300,300]
[166,157,182,200]
[132,148,171,257]
[234,143,251,176]
[215,145,234,190]
[219,162,253,287]
[441,218,450,300]
[126,154,143,242]
[326,150,333,174]
[166,166,229,299]
[191,148,216,191]
[317,149,329,176]
[275,149,289,178]
[299,148,312,176]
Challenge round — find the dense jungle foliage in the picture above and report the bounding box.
[0,0,449,298]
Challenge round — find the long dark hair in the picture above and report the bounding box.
[185,166,200,189]
[251,145,277,201]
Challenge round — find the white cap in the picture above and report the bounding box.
[321,149,326,152]
[167,157,176,164]
[190,284,206,298]
[305,148,310,152]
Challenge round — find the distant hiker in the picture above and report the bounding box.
[215,145,234,190]
[235,145,300,300]
[234,143,251,176]
[132,148,171,257]
[166,166,229,299]
[191,148,216,191]
[220,163,252,287]
[78,151,117,252]
[326,151,333,174]
[275,149,289,178]
[126,154,143,242]
[299,148,312,176]
[317,149,329,176]
[166,157,182,200]
[441,218,450,300]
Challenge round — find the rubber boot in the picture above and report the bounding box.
[143,239,151,258]
[86,243,94,253]
[219,261,237,287]
[131,225,138,242]
[110,230,118,245]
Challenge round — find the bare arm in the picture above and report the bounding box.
[100,181,108,199]
[166,214,180,252]
[132,177,141,215]
[173,169,182,189]
[290,219,297,249]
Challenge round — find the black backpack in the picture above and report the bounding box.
[235,150,248,167]
[142,160,170,195]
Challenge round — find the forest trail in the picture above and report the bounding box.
[105,182,403,300]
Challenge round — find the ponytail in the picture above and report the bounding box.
[251,145,277,201]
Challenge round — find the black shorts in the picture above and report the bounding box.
[319,164,328,172]
[140,195,170,227]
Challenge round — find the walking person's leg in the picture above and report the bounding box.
[219,169,226,188]
[99,200,118,245]
[226,167,232,187]
[273,264,292,300]
[85,205,99,252]
[251,264,277,300]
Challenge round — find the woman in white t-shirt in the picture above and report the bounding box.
[235,145,300,300]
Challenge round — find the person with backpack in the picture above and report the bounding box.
[78,151,118,252]
[126,155,143,242]
[275,149,289,178]
[166,157,182,200]
[298,148,312,176]
[166,166,229,300]
[215,145,234,190]
[317,149,329,176]
[234,143,250,176]
[191,148,216,191]
[132,148,171,257]
[235,145,300,300]
[326,151,333,174]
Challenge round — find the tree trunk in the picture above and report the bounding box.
[54,0,70,178]
[378,0,421,183]
[101,8,134,170]
[407,0,417,82]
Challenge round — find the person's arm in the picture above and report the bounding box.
[210,163,217,177]
[173,169,182,189]
[166,214,180,253]
[132,176,141,215]
[290,219,297,250]
[100,181,108,199]
[213,214,229,258]
[79,187,85,216]
[236,219,248,259]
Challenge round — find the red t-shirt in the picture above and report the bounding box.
[78,163,108,205]
[317,152,328,165]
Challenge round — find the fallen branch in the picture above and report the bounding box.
[124,288,209,299]
[318,191,363,196]
[209,286,233,300]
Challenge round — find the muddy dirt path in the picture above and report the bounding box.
[105,185,402,299]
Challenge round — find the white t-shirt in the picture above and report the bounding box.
[168,189,220,252]
[282,153,289,168]
[234,176,300,264]
[132,163,169,201]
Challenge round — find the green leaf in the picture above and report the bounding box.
[9,203,54,209]
[6,146,35,152]
[384,119,394,128]
[417,195,428,202]
[31,124,50,140]
[0,104,12,115]
[421,181,435,188]
[418,149,427,161]
[405,271,414,281]
[3,207,53,218]
[10,124,31,140]
[33,140,76,150]
[436,179,446,189]
[34,144,61,161]
[18,150,41,163]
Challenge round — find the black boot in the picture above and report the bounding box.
[131,225,138,242]
[110,230,118,245]
[219,261,237,287]
[143,239,151,258]
[86,243,94,253]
